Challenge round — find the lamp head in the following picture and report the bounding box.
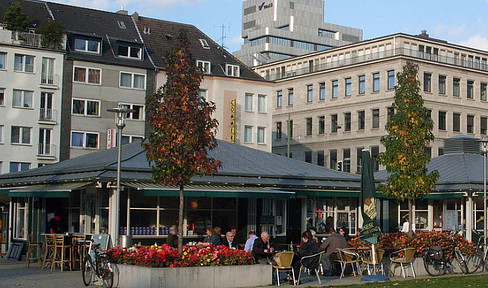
[107,105,136,129]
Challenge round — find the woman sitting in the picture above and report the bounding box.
[290,231,320,284]
[198,227,222,246]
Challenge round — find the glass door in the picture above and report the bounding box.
[41,58,54,85]
[40,92,53,121]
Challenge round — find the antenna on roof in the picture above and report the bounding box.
[215,23,229,53]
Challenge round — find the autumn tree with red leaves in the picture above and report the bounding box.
[144,30,221,252]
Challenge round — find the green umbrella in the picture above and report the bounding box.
[359,150,382,244]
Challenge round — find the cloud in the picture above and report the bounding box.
[434,23,467,37]
[230,35,243,45]
[50,0,112,10]
[459,34,488,51]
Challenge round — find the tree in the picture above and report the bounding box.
[4,2,30,32]
[378,61,439,234]
[144,30,221,253]
[37,20,65,49]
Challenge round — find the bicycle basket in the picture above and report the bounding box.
[427,246,443,261]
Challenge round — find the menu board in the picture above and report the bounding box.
[443,210,458,231]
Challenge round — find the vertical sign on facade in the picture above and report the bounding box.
[107,128,116,149]
[230,99,237,143]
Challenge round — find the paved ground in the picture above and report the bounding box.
[1,258,486,288]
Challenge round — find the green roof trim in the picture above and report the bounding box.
[0,188,11,195]
[292,190,360,197]
[8,182,90,198]
[424,192,464,199]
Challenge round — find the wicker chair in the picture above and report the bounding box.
[51,235,72,271]
[335,249,361,279]
[361,248,385,275]
[41,235,56,270]
[390,247,416,278]
[272,251,296,286]
[25,234,42,268]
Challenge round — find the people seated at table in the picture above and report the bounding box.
[166,225,178,248]
[198,227,222,246]
[320,228,348,274]
[222,231,237,249]
[310,229,319,244]
[244,231,258,252]
[213,226,223,243]
[49,213,62,234]
[290,231,321,284]
[252,231,274,263]
[230,227,242,247]
[339,227,351,243]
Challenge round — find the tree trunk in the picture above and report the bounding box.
[408,198,413,236]
[178,184,184,253]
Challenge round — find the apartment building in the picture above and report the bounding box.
[254,32,488,173]
[233,0,362,67]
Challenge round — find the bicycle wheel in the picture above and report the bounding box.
[82,256,94,286]
[467,250,484,273]
[98,257,114,288]
[423,255,445,276]
[455,250,469,274]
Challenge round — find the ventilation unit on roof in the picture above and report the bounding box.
[143,27,151,34]
[199,39,210,49]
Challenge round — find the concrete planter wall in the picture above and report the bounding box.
[114,264,272,288]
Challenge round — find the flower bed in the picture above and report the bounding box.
[348,231,475,257]
[105,244,254,268]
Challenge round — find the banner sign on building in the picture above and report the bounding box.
[230,99,236,143]
[107,128,116,149]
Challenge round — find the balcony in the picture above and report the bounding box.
[37,143,56,159]
[39,108,57,123]
[0,27,66,50]
[40,73,59,88]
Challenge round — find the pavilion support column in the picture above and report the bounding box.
[427,199,434,231]
[466,194,473,242]
[108,187,118,246]
[301,198,307,233]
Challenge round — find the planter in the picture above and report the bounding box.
[114,264,272,288]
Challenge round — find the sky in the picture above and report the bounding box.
[50,0,488,53]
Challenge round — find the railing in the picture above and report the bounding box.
[0,27,66,49]
[38,143,56,157]
[40,73,59,86]
[39,108,57,122]
[263,47,488,81]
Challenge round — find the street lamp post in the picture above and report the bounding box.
[478,139,488,249]
[107,105,135,246]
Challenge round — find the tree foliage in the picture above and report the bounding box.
[378,61,439,202]
[4,2,30,32]
[37,20,65,49]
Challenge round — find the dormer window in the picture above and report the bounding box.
[117,45,142,59]
[117,20,126,29]
[199,39,210,49]
[225,64,240,77]
[197,60,211,74]
[74,38,100,53]
[143,27,151,34]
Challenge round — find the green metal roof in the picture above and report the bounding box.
[8,182,91,198]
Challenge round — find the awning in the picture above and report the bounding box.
[8,182,91,198]
[292,189,360,198]
[424,192,465,199]
[122,182,296,199]
[0,188,12,195]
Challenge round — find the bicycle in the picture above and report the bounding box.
[466,230,487,273]
[422,230,469,276]
[82,239,114,288]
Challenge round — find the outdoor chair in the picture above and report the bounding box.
[71,234,89,269]
[272,251,296,286]
[297,251,324,285]
[361,248,385,275]
[390,247,416,278]
[335,249,361,279]
[41,234,56,270]
[25,234,42,268]
[51,234,72,271]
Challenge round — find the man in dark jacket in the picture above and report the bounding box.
[222,231,237,249]
[166,225,178,248]
[320,228,348,274]
[252,232,274,263]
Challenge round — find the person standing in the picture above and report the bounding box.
[166,225,178,248]
[401,216,415,233]
[49,213,62,234]
[244,231,258,252]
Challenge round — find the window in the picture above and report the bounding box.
[257,127,265,144]
[344,112,351,131]
[481,83,487,101]
[319,82,325,100]
[330,150,337,170]
[439,75,446,95]
[197,60,211,74]
[288,120,293,138]
[0,88,3,106]
[277,90,283,107]
[304,151,312,163]
[288,89,294,105]
[117,45,142,59]
[40,92,53,121]
[358,110,365,130]
[244,126,252,143]
[453,113,461,132]
[0,52,5,69]
[73,67,101,84]
[356,148,363,174]
[371,146,380,172]
[120,103,144,120]
[74,38,100,53]
[276,122,282,139]
[372,73,380,92]
[467,80,474,99]
[225,64,240,77]
[10,162,30,173]
[198,89,207,100]
[387,70,395,90]
[199,39,210,49]
[71,131,99,149]
[331,114,338,133]
[0,125,3,143]
[438,111,446,130]
[38,128,52,155]
[243,93,253,112]
[467,115,475,133]
[332,80,338,98]
[344,78,352,96]
[387,107,395,122]
[372,109,380,128]
[41,57,55,85]
[343,149,351,173]
[11,126,31,144]
[317,151,325,166]
[358,75,365,94]
[119,135,143,146]
[481,116,487,135]
[438,147,444,156]
[453,78,460,97]
[14,54,34,72]
[306,117,312,135]
[72,99,100,116]
[424,72,432,92]
[258,95,266,113]
[307,84,313,102]
[12,90,33,108]
[318,116,325,134]
[120,72,145,89]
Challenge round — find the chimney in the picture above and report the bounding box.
[116,5,128,15]
[419,30,429,38]
[131,12,139,22]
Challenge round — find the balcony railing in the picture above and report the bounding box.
[38,143,56,157]
[0,27,66,49]
[263,47,488,81]
[40,73,59,87]
[39,108,57,122]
